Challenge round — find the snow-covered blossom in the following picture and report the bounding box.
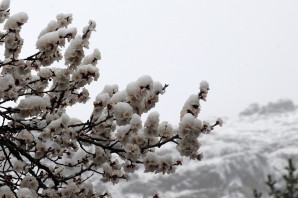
[18,96,50,117]
[144,111,159,138]
[124,143,141,162]
[61,182,77,198]
[56,13,73,28]
[82,20,96,47]
[0,74,14,90]
[17,188,33,198]
[4,12,28,30]
[137,75,153,94]
[201,120,212,134]
[159,156,175,174]
[216,117,224,127]
[64,35,85,68]
[0,74,16,99]
[144,152,160,173]
[13,160,26,172]
[35,141,47,159]
[36,31,59,52]
[158,121,173,138]
[199,80,209,101]
[41,189,59,198]
[38,13,73,38]
[179,113,202,138]
[101,84,119,97]
[72,64,99,87]
[0,186,14,198]
[113,102,133,125]
[93,146,109,165]
[78,87,90,103]
[92,93,110,120]
[123,161,138,173]
[130,132,146,146]
[176,136,200,158]
[141,81,165,113]
[0,0,9,11]
[0,0,9,23]
[130,113,142,130]
[200,80,209,92]
[110,90,127,104]
[0,153,5,161]
[83,48,101,66]
[126,82,142,102]
[115,125,130,143]
[94,93,110,108]
[20,175,38,191]
[17,129,34,145]
[180,94,200,118]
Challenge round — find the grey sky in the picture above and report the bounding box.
[9,0,298,123]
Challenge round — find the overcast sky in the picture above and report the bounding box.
[8,0,298,123]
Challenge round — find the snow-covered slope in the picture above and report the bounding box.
[117,111,298,198]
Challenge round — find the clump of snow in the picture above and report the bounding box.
[4,12,28,30]
[18,96,50,117]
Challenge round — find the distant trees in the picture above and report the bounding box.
[253,159,298,198]
[0,0,222,197]
[240,99,296,116]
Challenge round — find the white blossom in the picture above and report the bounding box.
[113,102,133,125]
[144,152,160,173]
[158,121,173,138]
[20,175,38,191]
[124,143,141,162]
[130,113,142,130]
[159,156,175,174]
[123,161,138,173]
[13,160,26,172]
[137,75,153,94]
[216,117,224,127]
[93,146,109,165]
[180,94,200,118]
[4,12,28,30]
[126,81,142,102]
[0,0,9,11]
[110,90,127,104]
[176,136,200,158]
[101,84,119,97]
[38,13,73,38]
[72,64,99,87]
[200,80,209,92]
[179,113,202,138]
[17,188,33,198]
[41,189,59,198]
[199,80,209,101]
[18,96,50,117]
[17,129,34,145]
[83,48,101,66]
[94,93,110,108]
[144,111,159,137]
[0,186,14,198]
[64,35,85,68]
[0,74,14,91]
[56,13,73,28]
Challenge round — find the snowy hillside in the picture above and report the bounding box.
[111,103,298,198]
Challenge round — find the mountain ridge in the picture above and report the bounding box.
[118,110,298,198]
